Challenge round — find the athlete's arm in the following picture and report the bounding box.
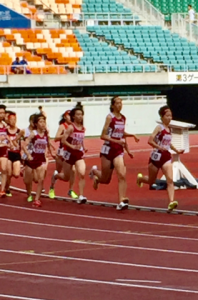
[61,125,81,150]
[15,129,25,142]
[125,140,133,158]
[100,115,125,146]
[124,132,139,142]
[148,125,165,150]
[23,132,34,160]
[54,124,65,142]
[170,144,185,154]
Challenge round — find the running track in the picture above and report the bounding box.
[1,135,198,299]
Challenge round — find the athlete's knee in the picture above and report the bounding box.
[166,177,173,185]
[117,171,126,181]
[13,174,20,179]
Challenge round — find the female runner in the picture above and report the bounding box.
[5,112,21,196]
[90,96,139,210]
[137,105,184,211]
[54,107,87,204]
[49,110,78,199]
[0,105,11,196]
[23,114,55,207]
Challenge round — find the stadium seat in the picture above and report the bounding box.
[87,25,198,71]
[0,28,83,74]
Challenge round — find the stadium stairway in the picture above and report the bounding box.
[74,29,156,73]
[87,25,198,71]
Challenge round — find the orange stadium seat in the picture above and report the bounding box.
[0,29,83,74]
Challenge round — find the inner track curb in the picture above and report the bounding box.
[10,185,198,217]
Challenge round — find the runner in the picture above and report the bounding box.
[89,96,139,210]
[137,105,184,211]
[54,107,87,204]
[23,113,55,207]
[49,110,78,199]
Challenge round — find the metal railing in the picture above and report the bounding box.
[172,13,198,45]
[114,0,165,27]
[0,95,167,105]
[4,63,198,75]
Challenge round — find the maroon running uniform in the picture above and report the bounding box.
[26,130,48,169]
[62,123,85,165]
[149,124,172,169]
[0,124,8,158]
[7,128,21,162]
[57,123,68,158]
[100,112,126,167]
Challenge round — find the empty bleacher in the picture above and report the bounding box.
[148,0,198,21]
[0,28,83,74]
[87,25,198,71]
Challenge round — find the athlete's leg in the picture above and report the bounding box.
[75,159,87,204]
[137,163,159,186]
[33,164,46,206]
[161,161,177,210]
[91,156,113,190]
[0,157,8,194]
[113,155,127,203]
[23,165,33,201]
[5,160,12,195]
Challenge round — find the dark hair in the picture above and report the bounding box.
[5,110,14,115]
[158,105,171,118]
[0,105,6,111]
[38,106,42,110]
[70,107,84,123]
[188,4,192,7]
[29,114,36,122]
[33,113,46,126]
[8,112,16,118]
[110,96,120,112]
[59,110,71,125]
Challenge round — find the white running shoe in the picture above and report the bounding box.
[116,199,129,211]
[77,195,87,204]
[89,165,97,179]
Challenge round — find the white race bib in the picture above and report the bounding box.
[57,148,63,157]
[63,150,71,161]
[151,151,161,161]
[101,145,110,155]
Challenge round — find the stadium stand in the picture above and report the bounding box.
[74,29,154,73]
[148,0,198,21]
[0,28,84,74]
[87,25,198,71]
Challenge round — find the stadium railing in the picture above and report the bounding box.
[115,0,165,27]
[172,13,198,45]
[4,64,194,75]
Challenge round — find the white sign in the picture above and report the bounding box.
[169,72,198,84]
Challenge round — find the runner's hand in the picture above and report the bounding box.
[134,135,140,143]
[127,151,134,159]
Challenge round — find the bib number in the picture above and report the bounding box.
[151,152,161,161]
[57,148,63,157]
[101,145,110,155]
[63,150,71,161]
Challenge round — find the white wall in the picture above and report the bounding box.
[5,98,166,137]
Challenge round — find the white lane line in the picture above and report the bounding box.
[0,207,198,230]
[0,295,51,300]
[0,268,198,294]
[116,279,161,283]
[0,248,198,274]
[0,218,198,242]
[0,232,198,257]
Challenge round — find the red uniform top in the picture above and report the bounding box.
[7,128,20,153]
[152,124,172,153]
[0,123,8,147]
[101,112,126,155]
[31,130,48,161]
[65,123,85,155]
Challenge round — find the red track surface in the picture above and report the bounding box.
[1,135,198,299]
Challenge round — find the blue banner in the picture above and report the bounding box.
[0,4,31,28]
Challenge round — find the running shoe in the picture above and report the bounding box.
[27,195,33,202]
[68,190,78,199]
[49,188,55,199]
[137,173,143,188]
[0,191,6,198]
[116,198,129,211]
[6,190,12,197]
[168,200,178,211]
[32,200,42,207]
[89,165,97,179]
[77,195,87,204]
